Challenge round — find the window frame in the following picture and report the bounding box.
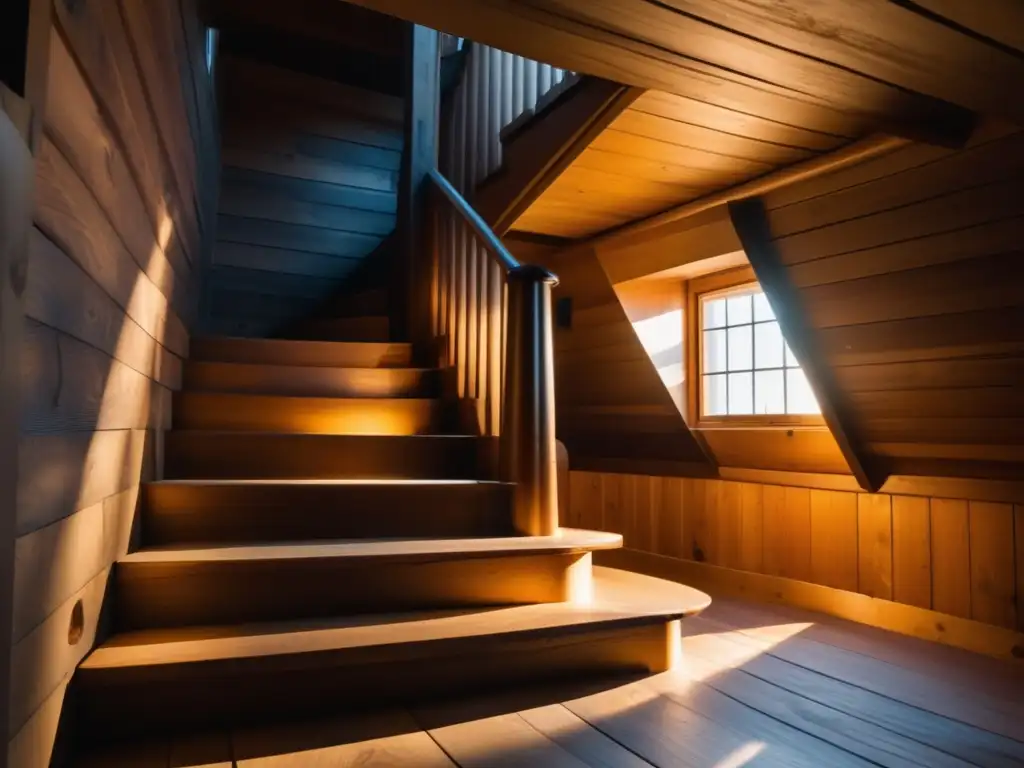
[685,265,824,429]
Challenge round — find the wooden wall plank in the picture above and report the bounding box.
[578,471,1022,634]
[930,498,972,619]
[45,31,192,306]
[655,477,684,559]
[21,320,172,435]
[1,105,34,768]
[809,489,858,592]
[53,0,201,267]
[33,139,189,357]
[568,471,601,530]
[857,493,893,600]
[891,496,932,610]
[736,482,763,574]
[762,485,811,582]
[968,502,1017,629]
[25,230,182,390]
[1016,505,1024,632]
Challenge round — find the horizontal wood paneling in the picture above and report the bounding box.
[210,55,402,335]
[571,471,1023,634]
[11,2,215,762]
[760,125,1024,484]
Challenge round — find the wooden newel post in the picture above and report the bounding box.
[501,264,559,537]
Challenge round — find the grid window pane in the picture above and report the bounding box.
[704,374,728,416]
[787,368,821,414]
[727,325,752,371]
[754,370,785,414]
[704,297,727,330]
[727,294,752,326]
[754,321,784,369]
[753,292,775,322]
[728,372,754,415]
[701,285,819,418]
[704,329,727,373]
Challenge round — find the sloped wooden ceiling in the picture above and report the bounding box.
[513,89,863,238]
[755,122,1024,485]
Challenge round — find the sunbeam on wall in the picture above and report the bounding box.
[615,278,686,412]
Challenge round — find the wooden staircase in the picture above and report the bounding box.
[73,309,709,746]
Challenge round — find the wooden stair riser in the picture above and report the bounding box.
[116,553,593,630]
[191,337,413,368]
[165,433,496,480]
[76,619,679,740]
[143,482,516,545]
[183,362,443,399]
[172,393,461,436]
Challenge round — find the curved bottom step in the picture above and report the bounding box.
[76,567,710,740]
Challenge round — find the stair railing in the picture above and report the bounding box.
[425,168,559,537]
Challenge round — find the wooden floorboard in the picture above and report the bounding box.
[75,594,1024,767]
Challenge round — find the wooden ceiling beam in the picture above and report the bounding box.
[338,0,978,146]
[475,78,644,235]
[580,133,908,254]
[728,198,885,492]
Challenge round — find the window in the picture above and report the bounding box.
[688,268,821,425]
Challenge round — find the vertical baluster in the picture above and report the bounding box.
[523,59,538,114]
[454,62,470,397]
[538,63,552,101]
[512,56,525,121]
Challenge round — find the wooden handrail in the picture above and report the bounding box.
[427,167,560,537]
[428,168,520,273]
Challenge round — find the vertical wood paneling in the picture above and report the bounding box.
[568,471,601,530]
[711,481,743,569]
[682,478,705,562]
[969,501,1017,629]
[809,489,859,592]
[578,471,1021,631]
[892,496,932,609]
[736,482,763,573]
[763,485,811,581]
[857,493,893,599]
[1015,504,1024,631]
[656,477,684,558]
[929,498,972,618]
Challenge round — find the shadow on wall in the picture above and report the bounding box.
[11,226,177,766]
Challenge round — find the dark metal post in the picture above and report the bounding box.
[501,265,559,536]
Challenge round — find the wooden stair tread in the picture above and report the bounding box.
[81,567,709,671]
[191,336,412,368]
[120,528,622,566]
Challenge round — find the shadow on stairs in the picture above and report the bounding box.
[67,310,710,761]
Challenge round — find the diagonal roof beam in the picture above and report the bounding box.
[728,197,886,492]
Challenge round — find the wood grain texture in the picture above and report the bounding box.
[1,108,34,768]
[809,490,858,592]
[762,485,811,582]
[577,471,1023,635]
[929,499,973,619]
[857,493,893,600]
[969,502,1017,629]
[891,496,932,610]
